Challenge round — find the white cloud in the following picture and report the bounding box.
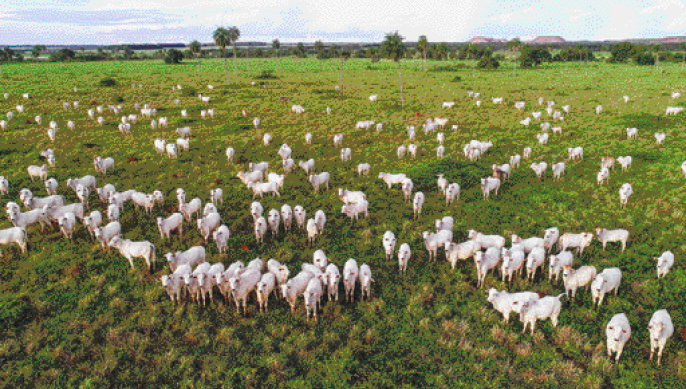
[489,7,536,24]
[2,0,685,45]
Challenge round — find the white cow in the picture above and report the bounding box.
[648,310,674,366]
[606,313,632,362]
[591,268,622,307]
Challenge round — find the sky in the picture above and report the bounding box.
[1,0,685,45]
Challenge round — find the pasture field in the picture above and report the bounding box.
[0,58,685,389]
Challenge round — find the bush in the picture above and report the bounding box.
[476,55,500,69]
[519,45,552,67]
[164,49,184,64]
[610,42,636,63]
[634,53,655,66]
[115,96,124,103]
[430,64,468,72]
[98,78,117,87]
[256,70,278,79]
[521,57,535,68]
[450,75,461,82]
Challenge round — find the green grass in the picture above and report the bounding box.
[0,58,685,388]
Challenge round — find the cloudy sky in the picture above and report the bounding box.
[2,0,685,45]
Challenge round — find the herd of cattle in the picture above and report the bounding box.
[0,82,681,366]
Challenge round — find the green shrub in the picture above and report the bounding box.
[164,49,183,64]
[633,53,655,66]
[115,96,124,103]
[430,64,468,72]
[476,55,500,70]
[450,76,462,82]
[98,78,117,87]
[256,70,278,79]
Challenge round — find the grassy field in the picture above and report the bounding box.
[0,57,685,389]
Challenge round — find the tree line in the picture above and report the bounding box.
[2,36,685,70]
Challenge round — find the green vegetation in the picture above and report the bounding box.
[0,57,685,388]
[519,45,553,68]
[98,77,117,87]
[164,49,184,64]
[476,55,500,70]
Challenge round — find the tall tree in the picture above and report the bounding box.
[507,40,522,77]
[329,45,350,93]
[314,40,325,56]
[272,39,281,70]
[681,43,686,68]
[228,26,241,81]
[213,27,232,84]
[31,45,46,60]
[506,38,521,51]
[417,35,428,72]
[381,31,407,107]
[652,44,661,69]
[295,43,307,58]
[438,43,449,61]
[189,40,201,58]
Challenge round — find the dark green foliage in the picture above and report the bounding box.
[256,70,278,79]
[189,40,201,55]
[48,48,76,62]
[555,46,596,62]
[98,77,117,87]
[164,49,184,64]
[381,31,406,62]
[634,53,655,66]
[295,43,308,58]
[450,75,462,82]
[476,55,500,69]
[519,45,552,67]
[610,42,636,63]
[430,64,469,72]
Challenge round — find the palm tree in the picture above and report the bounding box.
[272,39,281,70]
[417,35,428,72]
[314,40,325,56]
[228,26,241,81]
[507,39,521,77]
[329,45,350,93]
[438,43,449,61]
[652,44,660,70]
[381,31,407,107]
[213,27,232,84]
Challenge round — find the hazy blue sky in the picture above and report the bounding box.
[2,0,685,45]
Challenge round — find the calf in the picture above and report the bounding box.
[655,251,674,278]
[648,310,674,366]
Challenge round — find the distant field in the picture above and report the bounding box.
[0,58,685,388]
